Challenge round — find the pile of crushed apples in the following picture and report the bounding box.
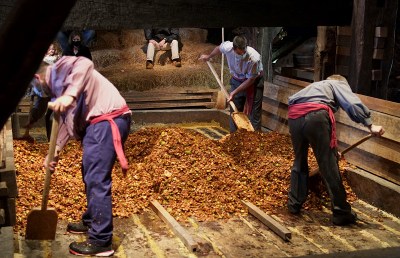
[13,128,356,234]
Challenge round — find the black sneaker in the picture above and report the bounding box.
[67,221,89,234]
[332,211,357,226]
[69,241,114,257]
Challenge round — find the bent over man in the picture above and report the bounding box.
[287,74,384,226]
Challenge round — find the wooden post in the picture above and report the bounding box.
[314,26,327,82]
[0,0,77,130]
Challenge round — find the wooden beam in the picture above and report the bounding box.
[349,0,377,95]
[128,101,215,110]
[0,0,77,130]
[343,146,400,186]
[336,123,400,164]
[241,200,291,241]
[335,109,399,143]
[0,1,353,29]
[150,200,198,252]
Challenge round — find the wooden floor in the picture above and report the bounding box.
[8,123,400,257]
[10,199,400,257]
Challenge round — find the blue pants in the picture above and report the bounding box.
[81,115,130,246]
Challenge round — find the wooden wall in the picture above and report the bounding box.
[262,75,400,186]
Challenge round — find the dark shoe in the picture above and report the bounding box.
[146,60,154,69]
[69,241,114,257]
[172,59,181,67]
[332,211,357,226]
[67,221,89,234]
[287,203,300,214]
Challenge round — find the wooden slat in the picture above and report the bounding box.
[281,67,314,81]
[128,102,215,110]
[242,200,291,241]
[121,89,218,96]
[357,94,400,117]
[150,200,198,252]
[336,46,351,56]
[0,129,4,169]
[336,35,352,47]
[371,70,382,81]
[336,55,350,66]
[374,37,386,49]
[273,75,310,88]
[124,94,214,102]
[373,49,385,60]
[270,77,400,117]
[335,109,399,143]
[264,82,300,105]
[343,146,400,186]
[375,27,388,38]
[336,123,400,164]
[336,65,349,76]
[337,26,352,36]
[0,182,8,197]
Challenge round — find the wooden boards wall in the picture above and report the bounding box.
[262,75,400,185]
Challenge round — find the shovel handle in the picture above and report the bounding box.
[309,133,374,177]
[206,61,239,112]
[41,102,60,210]
[340,133,373,156]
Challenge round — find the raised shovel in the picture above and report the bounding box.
[206,61,254,131]
[25,103,59,240]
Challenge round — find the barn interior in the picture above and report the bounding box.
[0,0,400,257]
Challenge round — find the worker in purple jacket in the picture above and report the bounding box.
[38,56,131,256]
[287,74,384,226]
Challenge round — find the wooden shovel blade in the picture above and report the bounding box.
[232,112,254,131]
[25,207,58,240]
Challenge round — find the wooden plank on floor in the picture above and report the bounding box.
[150,200,198,252]
[242,200,291,241]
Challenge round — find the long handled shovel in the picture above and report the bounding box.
[25,103,59,240]
[310,133,373,177]
[206,61,255,131]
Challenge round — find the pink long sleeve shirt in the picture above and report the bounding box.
[45,56,130,148]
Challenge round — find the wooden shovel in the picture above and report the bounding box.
[25,103,59,240]
[206,61,255,131]
[309,133,373,177]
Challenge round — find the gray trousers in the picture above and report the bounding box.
[288,109,352,216]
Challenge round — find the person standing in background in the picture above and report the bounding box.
[199,35,264,132]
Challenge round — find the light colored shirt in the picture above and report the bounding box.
[219,41,262,80]
[45,56,130,148]
[288,80,372,126]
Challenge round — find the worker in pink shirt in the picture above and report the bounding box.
[37,56,131,256]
